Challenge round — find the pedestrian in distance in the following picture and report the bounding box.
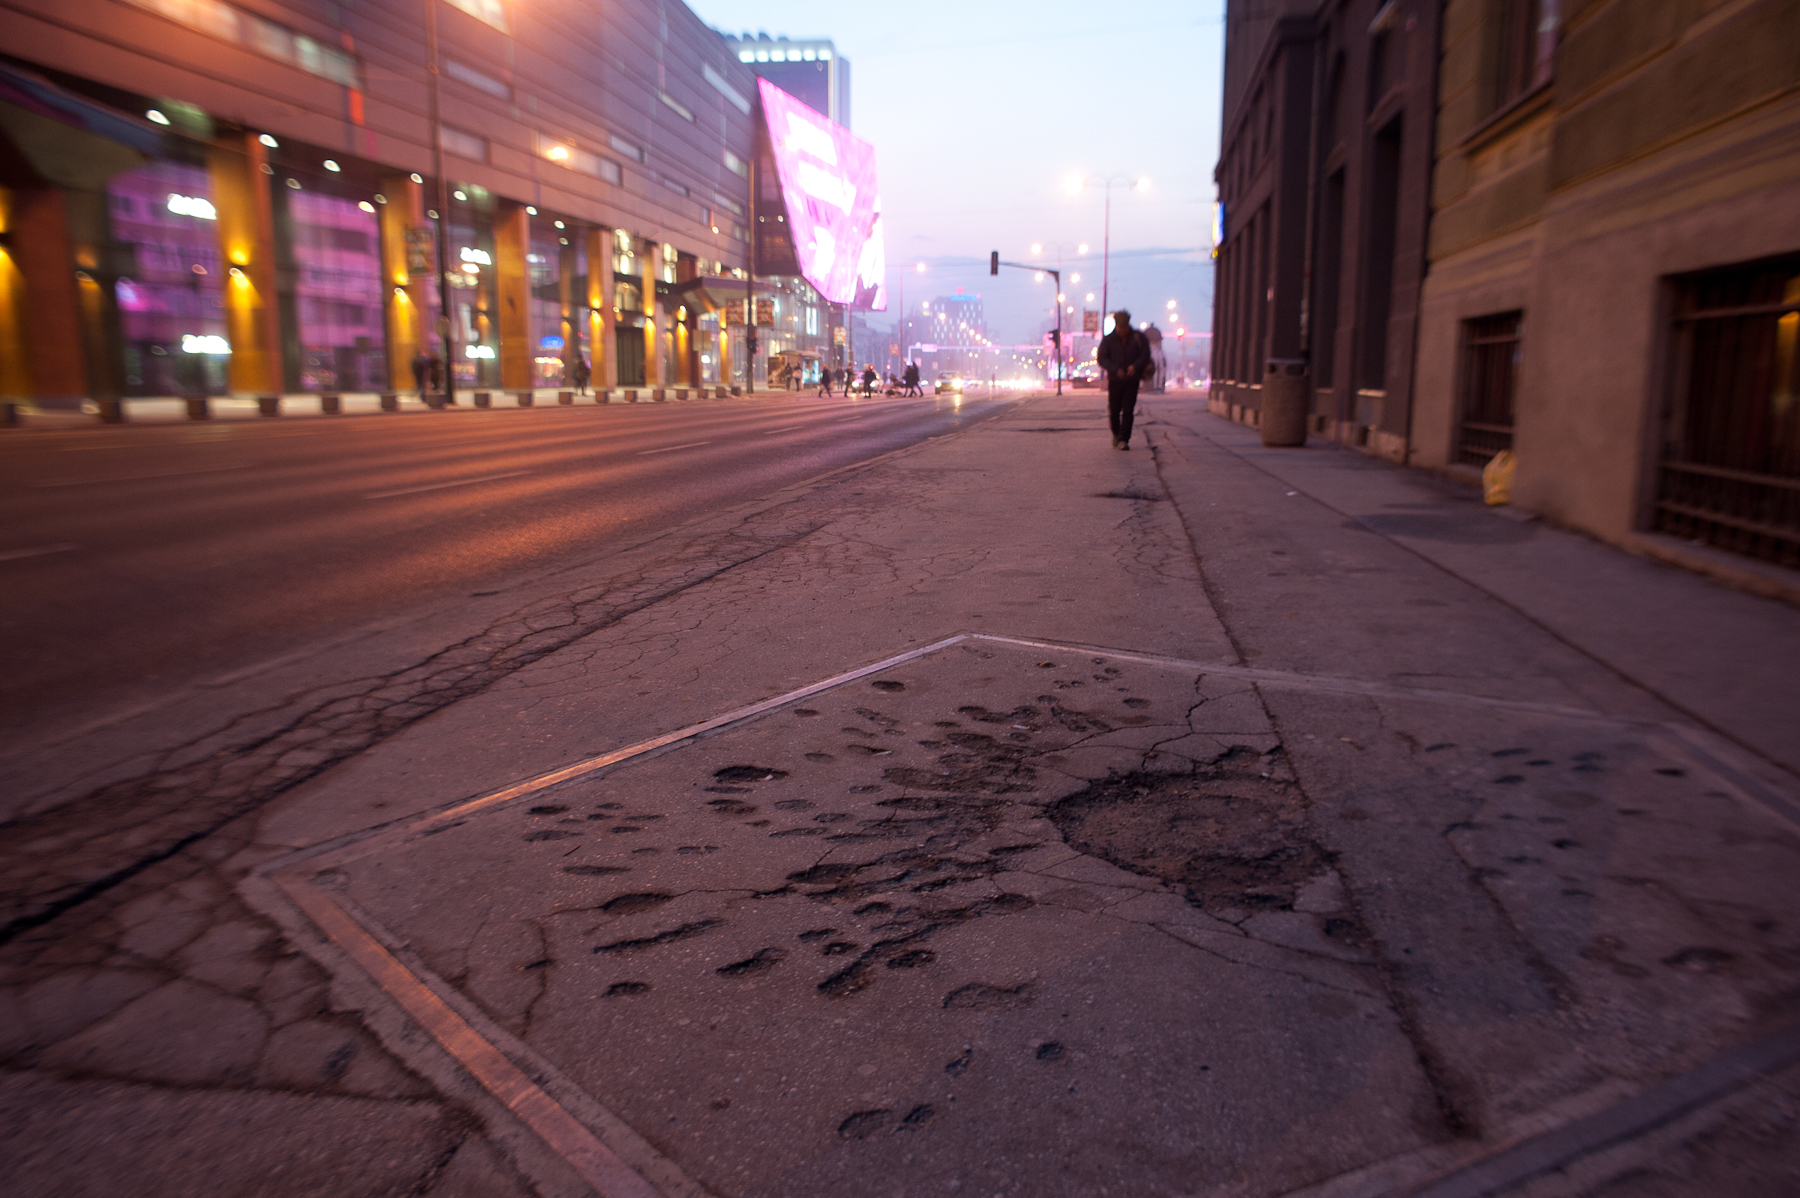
[903,360,921,396]
[818,362,834,397]
[861,364,877,397]
[427,353,451,404]
[1096,310,1150,450]
[411,350,430,400]
[571,356,591,396]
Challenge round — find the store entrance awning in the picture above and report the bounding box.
[656,276,777,315]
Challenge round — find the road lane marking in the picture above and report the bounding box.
[635,441,712,455]
[34,464,254,487]
[759,425,806,435]
[364,470,530,499]
[0,543,78,563]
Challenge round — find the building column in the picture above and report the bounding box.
[2,186,89,405]
[0,188,30,399]
[209,134,282,395]
[494,202,531,390]
[586,227,612,388]
[379,173,429,392]
[643,241,661,386]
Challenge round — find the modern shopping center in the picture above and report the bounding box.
[0,0,869,409]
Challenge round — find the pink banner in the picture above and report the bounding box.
[759,78,886,310]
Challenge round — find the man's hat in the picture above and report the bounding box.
[1113,309,1132,326]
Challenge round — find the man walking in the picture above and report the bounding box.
[410,350,430,401]
[1096,310,1150,450]
[818,361,833,397]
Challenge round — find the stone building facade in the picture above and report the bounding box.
[1210,0,1444,460]
[1414,0,1800,577]
[1211,0,1800,583]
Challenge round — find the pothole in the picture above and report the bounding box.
[1049,761,1348,920]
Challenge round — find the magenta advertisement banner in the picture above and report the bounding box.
[758,78,887,310]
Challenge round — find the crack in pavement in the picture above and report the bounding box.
[0,515,831,949]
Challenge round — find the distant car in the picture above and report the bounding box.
[935,372,963,394]
[1070,365,1101,389]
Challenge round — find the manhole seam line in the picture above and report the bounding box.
[274,874,681,1198]
[1397,1019,1800,1198]
[965,633,1629,723]
[255,633,973,877]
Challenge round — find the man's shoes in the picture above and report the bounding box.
[1112,439,1123,450]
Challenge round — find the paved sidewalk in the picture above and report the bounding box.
[3,392,1796,1197]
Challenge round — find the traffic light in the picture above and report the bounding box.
[989,251,998,276]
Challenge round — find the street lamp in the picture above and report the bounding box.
[1067,173,1148,332]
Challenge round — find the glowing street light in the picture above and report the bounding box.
[1067,173,1147,323]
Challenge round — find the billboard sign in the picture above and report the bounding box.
[758,78,886,310]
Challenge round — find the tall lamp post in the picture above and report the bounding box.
[1067,173,1148,332]
[424,0,456,407]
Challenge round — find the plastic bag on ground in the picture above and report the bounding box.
[1483,449,1516,506]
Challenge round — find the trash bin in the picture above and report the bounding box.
[1261,359,1308,447]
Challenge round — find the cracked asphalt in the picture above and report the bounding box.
[3,392,1799,1197]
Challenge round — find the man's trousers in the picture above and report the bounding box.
[1108,379,1141,445]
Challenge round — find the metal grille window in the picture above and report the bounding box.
[1656,256,1800,566]
[1456,312,1521,466]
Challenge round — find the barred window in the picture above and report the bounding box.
[1456,312,1521,466]
[1656,256,1800,566]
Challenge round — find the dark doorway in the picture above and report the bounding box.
[1313,169,1346,399]
[614,325,646,387]
[1358,116,1404,396]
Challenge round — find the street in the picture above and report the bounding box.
[3,392,1798,1198]
[0,391,1008,745]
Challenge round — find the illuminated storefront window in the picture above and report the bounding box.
[528,219,581,388]
[287,191,385,391]
[448,209,497,385]
[108,160,228,397]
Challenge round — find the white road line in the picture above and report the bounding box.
[364,470,530,499]
[34,464,254,488]
[0,543,78,563]
[635,441,712,455]
[760,425,806,435]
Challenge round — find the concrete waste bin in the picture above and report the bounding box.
[1261,358,1308,447]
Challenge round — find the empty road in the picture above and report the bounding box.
[0,390,1016,742]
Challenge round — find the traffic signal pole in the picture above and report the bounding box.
[990,251,1061,396]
